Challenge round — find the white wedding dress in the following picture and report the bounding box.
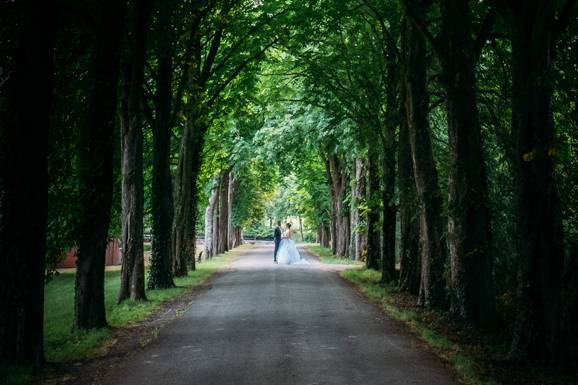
[277,229,309,265]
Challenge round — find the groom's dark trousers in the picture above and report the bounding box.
[273,226,281,262]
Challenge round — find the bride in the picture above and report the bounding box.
[276,223,308,265]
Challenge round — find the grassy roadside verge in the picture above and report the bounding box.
[340,268,578,385]
[302,244,363,265]
[2,245,247,385]
[340,268,498,385]
[45,245,247,363]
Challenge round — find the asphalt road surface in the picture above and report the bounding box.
[99,244,458,385]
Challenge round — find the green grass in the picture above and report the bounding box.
[43,248,240,363]
[304,244,363,265]
[0,364,34,385]
[341,268,499,385]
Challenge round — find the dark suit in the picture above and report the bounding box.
[273,226,282,261]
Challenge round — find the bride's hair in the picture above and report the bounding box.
[286,223,292,228]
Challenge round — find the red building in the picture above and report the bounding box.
[57,238,122,268]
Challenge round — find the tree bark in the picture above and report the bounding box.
[172,121,193,276]
[217,170,230,254]
[351,158,366,261]
[438,0,494,326]
[319,224,330,248]
[212,180,220,257]
[228,172,236,249]
[328,155,350,257]
[233,226,243,247]
[366,145,381,269]
[0,0,55,366]
[75,0,128,329]
[171,14,203,275]
[508,2,566,362]
[398,38,421,294]
[148,0,175,289]
[403,1,447,309]
[381,50,398,284]
[325,157,338,255]
[172,116,206,273]
[118,0,152,303]
[204,180,218,259]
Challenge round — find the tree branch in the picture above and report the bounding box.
[360,0,400,58]
[200,27,223,84]
[400,0,440,53]
[208,7,295,79]
[207,38,279,107]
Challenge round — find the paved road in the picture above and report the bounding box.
[99,244,458,385]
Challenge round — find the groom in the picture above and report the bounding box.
[273,221,281,263]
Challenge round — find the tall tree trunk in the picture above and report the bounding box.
[325,157,338,255]
[234,226,243,247]
[328,155,350,257]
[509,2,565,362]
[204,180,218,259]
[398,41,421,294]
[172,121,193,276]
[212,180,220,257]
[403,1,447,309]
[381,52,398,283]
[217,171,230,254]
[189,164,201,270]
[351,158,366,261]
[367,145,381,269]
[0,1,55,366]
[148,0,175,289]
[228,172,236,249]
[172,94,205,273]
[320,223,330,249]
[439,0,494,326]
[75,0,127,329]
[118,0,152,303]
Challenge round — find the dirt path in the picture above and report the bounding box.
[91,243,458,385]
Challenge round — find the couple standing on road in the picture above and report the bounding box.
[273,221,308,265]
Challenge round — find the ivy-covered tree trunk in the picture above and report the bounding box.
[148,0,175,289]
[398,45,421,294]
[75,0,127,329]
[366,145,381,269]
[118,0,152,303]
[403,2,447,309]
[381,53,398,284]
[0,1,55,366]
[509,2,565,362]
